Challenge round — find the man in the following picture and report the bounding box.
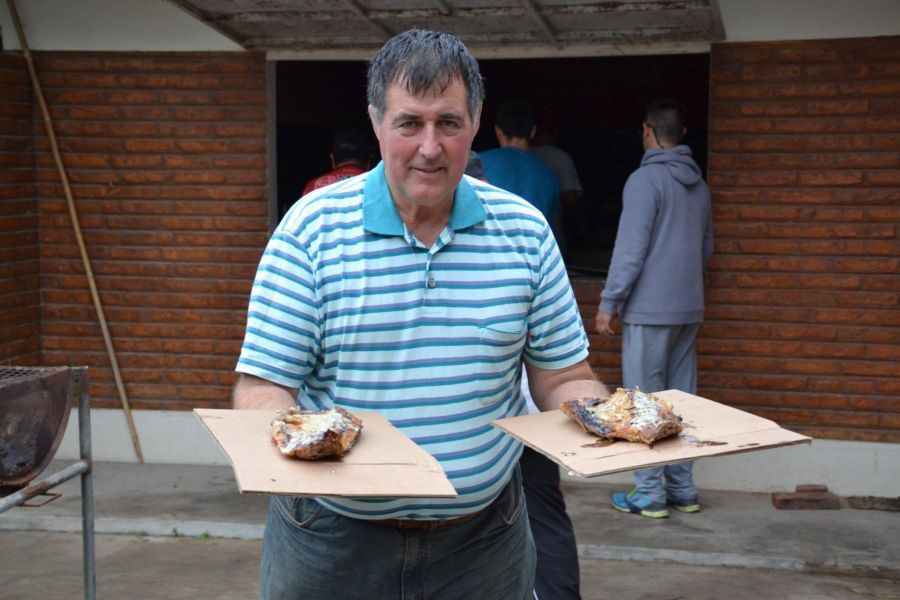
[302,128,371,196]
[479,99,560,228]
[479,100,581,600]
[234,29,608,600]
[595,98,714,519]
[530,107,584,255]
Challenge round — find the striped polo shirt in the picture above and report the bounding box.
[237,161,588,520]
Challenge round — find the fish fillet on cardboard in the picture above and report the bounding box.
[492,390,811,477]
[195,409,456,498]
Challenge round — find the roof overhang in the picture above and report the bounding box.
[167,0,725,59]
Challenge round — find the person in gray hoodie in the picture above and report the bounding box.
[595,98,713,518]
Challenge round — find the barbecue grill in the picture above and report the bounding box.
[0,366,96,600]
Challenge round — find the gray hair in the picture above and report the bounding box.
[367,29,485,124]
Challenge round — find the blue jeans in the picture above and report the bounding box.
[260,467,536,600]
[622,322,700,505]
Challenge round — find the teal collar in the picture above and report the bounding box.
[362,161,486,236]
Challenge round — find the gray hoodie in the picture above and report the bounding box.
[599,145,713,325]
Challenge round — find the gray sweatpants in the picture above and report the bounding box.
[621,322,700,505]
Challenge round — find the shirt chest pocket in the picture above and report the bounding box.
[479,319,527,350]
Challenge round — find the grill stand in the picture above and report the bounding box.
[0,367,95,600]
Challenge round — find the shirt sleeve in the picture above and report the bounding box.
[236,229,322,389]
[524,224,589,370]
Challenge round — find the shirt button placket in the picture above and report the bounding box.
[425,254,436,290]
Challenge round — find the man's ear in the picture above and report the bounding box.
[529,125,536,141]
[494,125,506,148]
[473,102,482,133]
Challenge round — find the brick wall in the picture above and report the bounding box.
[577,36,899,443]
[32,52,269,409]
[704,37,899,442]
[0,54,40,365]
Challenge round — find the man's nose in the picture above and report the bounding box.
[418,125,442,159]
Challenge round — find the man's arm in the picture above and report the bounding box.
[231,373,298,411]
[525,359,610,412]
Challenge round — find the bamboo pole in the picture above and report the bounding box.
[8,0,144,462]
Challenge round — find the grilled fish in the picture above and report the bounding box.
[271,406,362,459]
[560,387,682,445]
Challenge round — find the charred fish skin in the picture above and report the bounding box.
[569,401,613,437]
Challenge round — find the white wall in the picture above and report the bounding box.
[0,0,242,51]
[716,0,900,42]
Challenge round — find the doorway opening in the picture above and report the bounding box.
[276,53,709,273]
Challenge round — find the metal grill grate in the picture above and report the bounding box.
[0,366,69,388]
[0,366,74,486]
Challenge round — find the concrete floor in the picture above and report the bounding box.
[2,531,898,600]
[1,460,898,599]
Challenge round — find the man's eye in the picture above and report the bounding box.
[440,120,462,132]
[397,122,419,132]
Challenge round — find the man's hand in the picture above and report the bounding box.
[231,374,298,411]
[526,360,610,412]
[595,310,616,336]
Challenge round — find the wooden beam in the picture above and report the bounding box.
[521,0,558,42]
[341,0,394,40]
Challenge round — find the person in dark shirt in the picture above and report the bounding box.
[480,99,581,600]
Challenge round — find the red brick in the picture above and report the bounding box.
[772,82,839,98]
[742,64,803,80]
[838,80,900,97]
[870,98,900,115]
[771,490,842,510]
[803,64,871,79]
[867,171,900,185]
[841,116,900,133]
[805,99,870,115]
[773,46,839,62]
[158,123,214,137]
[872,135,900,150]
[710,118,775,133]
[123,139,177,153]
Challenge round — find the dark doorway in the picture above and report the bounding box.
[276,54,709,273]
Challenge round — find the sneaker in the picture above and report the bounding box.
[666,495,701,513]
[611,489,669,518]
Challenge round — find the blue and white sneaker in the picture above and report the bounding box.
[667,495,701,513]
[611,488,669,519]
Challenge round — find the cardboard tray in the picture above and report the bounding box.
[492,389,811,478]
[194,409,457,498]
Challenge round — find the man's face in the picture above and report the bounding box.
[370,78,480,212]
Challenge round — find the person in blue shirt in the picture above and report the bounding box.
[479,99,561,229]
